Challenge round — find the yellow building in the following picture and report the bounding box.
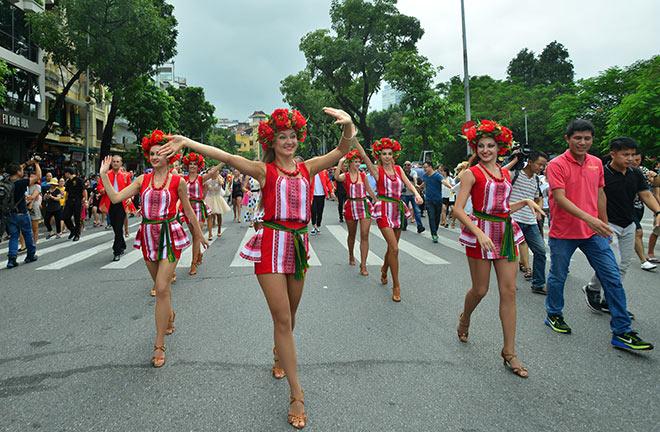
[234,110,267,159]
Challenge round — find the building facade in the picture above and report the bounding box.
[382,82,403,109]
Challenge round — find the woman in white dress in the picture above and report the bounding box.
[204,166,231,239]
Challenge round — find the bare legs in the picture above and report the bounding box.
[215,214,223,237]
[233,197,242,222]
[145,259,177,366]
[206,213,214,240]
[187,221,202,275]
[380,227,401,301]
[346,220,357,265]
[345,219,371,275]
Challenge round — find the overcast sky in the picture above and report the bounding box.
[169,0,659,121]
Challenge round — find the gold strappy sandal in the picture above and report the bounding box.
[501,350,529,379]
[457,313,469,343]
[165,311,176,336]
[151,345,166,368]
[272,347,286,379]
[288,392,307,429]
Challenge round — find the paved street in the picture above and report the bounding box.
[1,208,658,432]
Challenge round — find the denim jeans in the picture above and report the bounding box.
[518,222,547,288]
[7,212,36,259]
[586,223,635,296]
[546,235,631,335]
[401,195,424,229]
[426,200,442,235]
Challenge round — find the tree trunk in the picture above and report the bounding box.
[33,69,84,151]
[100,92,120,159]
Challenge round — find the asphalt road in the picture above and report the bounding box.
[1,207,658,432]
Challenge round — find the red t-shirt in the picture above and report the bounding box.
[546,150,604,239]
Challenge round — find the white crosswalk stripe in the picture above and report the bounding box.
[370,226,449,264]
[37,233,136,270]
[325,224,384,265]
[229,227,321,267]
[101,249,143,269]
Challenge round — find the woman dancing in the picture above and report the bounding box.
[204,165,231,240]
[99,130,207,368]
[160,107,355,429]
[333,149,375,276]
[454,120,543,379]
[356,139,422,302]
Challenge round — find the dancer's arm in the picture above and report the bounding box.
[510,198,544,218]
[365,178,377,201]
[201,164,220,183]
[159,137,266,184]
[355,142,378,181]
[453,170,496,252]
[178,179,209,249]
[399,167,423,205]
[333,158,346,183]
[99,156,142,203]
[305,108,355,177]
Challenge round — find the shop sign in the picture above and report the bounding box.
[0,110,46,133]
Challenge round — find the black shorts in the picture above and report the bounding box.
[442,197,450,206]
[633,207,644,230]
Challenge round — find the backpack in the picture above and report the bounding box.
[0,174,17,234]
[511,170,541,197]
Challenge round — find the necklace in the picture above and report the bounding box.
[478,162,504,182]
[151,172,170,190]
[275,163,300,177]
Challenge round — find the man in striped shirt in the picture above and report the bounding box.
[506,150,549,294]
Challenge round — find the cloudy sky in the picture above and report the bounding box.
[169,0,659,121]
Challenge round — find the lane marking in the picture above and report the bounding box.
[101,249,143,269]
[370,227,449,264]
[37,234,136,270]
[325,224,384,265]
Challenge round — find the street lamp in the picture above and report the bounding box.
[521,106,528,147]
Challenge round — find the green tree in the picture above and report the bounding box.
[298,0,424,145]
[507,48,536,86]
[367,104,403,140]
[0,60,10,106]
[168,86,216,142]
[207,127,238,154]
[535,41,574,86]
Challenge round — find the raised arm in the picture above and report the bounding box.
[305,108,355,178]
[159,136,266,184]
[201,164,220,183]
[333,158,347,183]
[355,142,377,180]
[99,156,142,204]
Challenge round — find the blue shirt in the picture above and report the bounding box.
[421,172,444,202]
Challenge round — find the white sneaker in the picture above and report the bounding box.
[641,260,657,271]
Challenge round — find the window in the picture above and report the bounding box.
[96,119,103,141]
[0,1,39,62]
[1,63,40,117]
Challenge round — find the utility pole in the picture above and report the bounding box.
[460,0,472,156]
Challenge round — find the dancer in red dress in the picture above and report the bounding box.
[333,149,375,275]
[356,139,422,302]
[160,107,355,429]
[453,120,543,379]
[99,130,207,368]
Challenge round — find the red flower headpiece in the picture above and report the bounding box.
[342,149,362,167]
[182,152,205,169]
[371,137,402,160]
[461,119,514,156]
[141,129,179,163]
[170,153,181,165]
[257,108,307,153]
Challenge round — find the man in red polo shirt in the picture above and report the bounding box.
[544,119,653,351]
[98,155,131,261]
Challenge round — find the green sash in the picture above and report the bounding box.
[346,197,371,219]
[378,195,406,227]
[472,210,517,261]
[142,215,179,262]
[261,221,309,280]
[190,198,208,219]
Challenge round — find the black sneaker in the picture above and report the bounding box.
[531,286,547,295]
[545,315,572,334]
[24,255,38,263]
[112,254,120,262]
[417,226,426,234]
[598,302,635,320]
[68,232,75,239]
[73,235,80,241]
[581,285,603,313]
[611,331,654,351]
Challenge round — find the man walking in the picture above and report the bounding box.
[420,162,447,243]
[98,155,130,261]
[401,161,425,233]
[62,167,84,241]
[505,150,549,294]
[544,119,653,351]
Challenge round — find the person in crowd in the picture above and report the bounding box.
[454,119,540,378]
[57,177,67,233]
[503,150,549,294]
[544,119,653,351]
[27,179,42,245]
[89,184,102,227]
[204,164,231,239]
[420,161,451,243]
[62,167,85,241]
[631,151,658,270]
[449,161,470,228]
[310,166,334,235]
[160,107,353,430]
[333,165,347,223]
[243,174,262,227]
[99,130,206,369]
[582,137,660,316]
[41,171,53,190]
[333,149,376,275]
[356,138,421,302]
[439,166,453,228]
[538,174,550,239]
[98,155,132,262]
[43,178,63,239]
[401,160,425,233]
[230,169,244,222]
[5,158,41,268]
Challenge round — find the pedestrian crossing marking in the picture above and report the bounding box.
[370,227,449,265]
[229,227,321,267]
[100,249,143,269]
[36,234,136,270]
[325,224,384,265]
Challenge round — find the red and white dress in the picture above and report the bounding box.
[135,173,190,262]
[372,165,412,229]
[342,171,373,221]
[458,165,524,260]
[240,163,311,275]
[180,175,206,223]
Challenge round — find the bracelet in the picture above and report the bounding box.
[341,125,357,141]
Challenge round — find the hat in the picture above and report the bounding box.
[48,178,59,185]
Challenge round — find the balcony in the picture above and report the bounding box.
[20,0,45,13]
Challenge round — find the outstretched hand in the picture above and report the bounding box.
[158,135,187,159]
[323,107,352,125]
[99,156,112,175]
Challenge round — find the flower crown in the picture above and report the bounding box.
[461,120,514,156]
[141,129,179,163]
[257,108,308,152]
[182,152,205,169]
[343,149,362,166]
[371,137,402,160]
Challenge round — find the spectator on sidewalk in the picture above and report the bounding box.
[631,151,658,269]
[311,168,334,235]
[63,167,85,241]
[401,161,425,233]
[27,181,42,245]
[5,158,41,268]
[98,155,131,261]
[420,161,449,243]
[43,178,63,239]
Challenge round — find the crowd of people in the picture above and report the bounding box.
[2,108,659,429]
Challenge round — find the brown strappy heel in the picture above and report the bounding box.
[501,350,529,378]
[380,267,388,285]
[272,347,286,379]
[359,265,369,276]
[189,262,198,276]
[151,345,166,368]
[392,285,401,302]
[165,311,176,336]
[457,313,469,343]
[288,392,307,429]
[197,251,203,265]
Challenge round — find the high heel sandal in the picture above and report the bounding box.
[380,267,388,285]
[288,391,307,429]
[189,262,198,276]
[501,350,529,378]
[151,345,166,368]
[457,313,469,343]
[165,311,176,335]
[348,256,356,266]
[271,347,286,379]
[392,285,401,302]
[196,251,203,265]
[359,265,369,276]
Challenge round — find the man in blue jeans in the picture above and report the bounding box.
[544,119,652,351]
[505,150,548,294]
[5,159,41,268]
[401,161,425,233]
